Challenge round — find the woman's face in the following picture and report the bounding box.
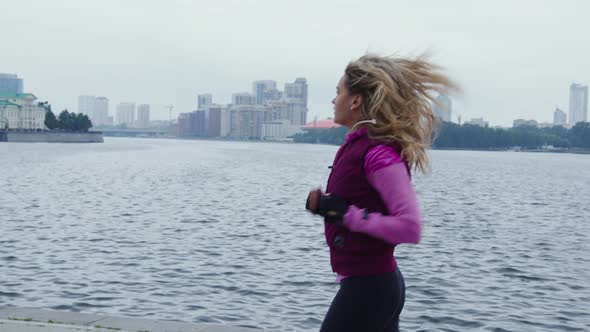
[332,75,360,128]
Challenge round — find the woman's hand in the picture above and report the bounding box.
[306,188,322,214]
[306,189,349,225]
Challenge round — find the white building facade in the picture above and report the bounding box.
[78,95,111,127]
[0,93,45,130]
[433,94,452,122]
[554,107,567,126]
[465,117,489,127]
[569,83,588,126]
[116,102,135,126]
[261,119,302,140]
[93,97,110,126]
[136,104,150,128]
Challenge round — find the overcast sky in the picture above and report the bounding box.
[2,0,588,126]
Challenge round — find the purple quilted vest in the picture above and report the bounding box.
[325,132,397,276]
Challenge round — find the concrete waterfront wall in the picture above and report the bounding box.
[0,131,104,143]
[0,306,267,332]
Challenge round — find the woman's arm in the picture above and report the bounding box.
[342,145,422,245]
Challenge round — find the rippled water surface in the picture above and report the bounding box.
[1,138,589,331]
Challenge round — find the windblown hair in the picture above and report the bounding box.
[344,54,459,174]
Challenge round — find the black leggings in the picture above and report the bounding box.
[320,269,406,332]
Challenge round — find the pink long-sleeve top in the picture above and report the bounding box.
[335,129,422,281]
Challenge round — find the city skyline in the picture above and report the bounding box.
[5,71,588,130]
[71,78,590,129]
[16,74,590,128]
[2,0,589,127]
[177,77,308,140]
[71,76,309,129]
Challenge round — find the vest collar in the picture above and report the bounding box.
[345,127,368,144]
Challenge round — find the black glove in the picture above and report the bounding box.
[316,194,349,225]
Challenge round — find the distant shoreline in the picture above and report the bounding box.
[101,135,590,155]
[0,130,104,143]
[433,147,590,154]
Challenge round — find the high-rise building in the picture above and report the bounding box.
[220,107,231,137]
[198,94,212,110]
[228,105,266,139]
[208,106,223,137]
[178,110,206,136]
[93,97,109,127]
[136,104,150,128]
[284,78,308,106]
[252,80,277,104]
[265,100,307,126]
[569,83,588,126]
[232,92,254,105]
[177,113,190,136]
[78,95,110,127]
[433,94,452,122]
[116,102,135,126]
[239,107,265,139]
[293,104,308,126]
[78,95,96,117]
[263,88,281,103]
[554,107,567,126]
[0,73,23,94]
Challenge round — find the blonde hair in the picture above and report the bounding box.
[344,54,459,174]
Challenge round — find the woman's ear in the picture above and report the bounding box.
[350,95,362,111]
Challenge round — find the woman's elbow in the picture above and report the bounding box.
[407,218,422,244]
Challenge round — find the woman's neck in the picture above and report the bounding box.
[348,119,376,132]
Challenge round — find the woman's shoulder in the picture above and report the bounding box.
[364,143,403,174]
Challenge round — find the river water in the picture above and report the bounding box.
[1,138,589,331]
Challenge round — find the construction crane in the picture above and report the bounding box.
[164,105,174,123]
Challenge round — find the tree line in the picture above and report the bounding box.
[39,102,93,132]
[434,121,590,149]
[292,126,349,145]
[293,121,590,149]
